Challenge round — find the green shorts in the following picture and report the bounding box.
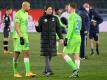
[13,37,30,52]
[63,40,81,54]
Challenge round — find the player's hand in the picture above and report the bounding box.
[20,37,24,45]
[64,38,68,46]
[34,21,39,27]
[91,20,97,27]
[92,22,97,26]
[59,39,64,44]
[84,31,88,35]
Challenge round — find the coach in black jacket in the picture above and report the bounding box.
[35,4,63,76]
[89,6,103,55]
[77,3,90,59]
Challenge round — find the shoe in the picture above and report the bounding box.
[84,56,88,60]
[80,56,88,60]
[26,72,36,77]
[14,72,22,78]
[69,69,79,78]
[71,74,79,78]
[43,71,54,77]
[9,51,13,54]
[80,57,85,60]
[4,51,8,54]
[57,52,62,55]
[90,51,94,56]
[4,50,13,54]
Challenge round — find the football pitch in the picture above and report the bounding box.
[0,32,107,80]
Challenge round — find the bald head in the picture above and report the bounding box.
[22,1,30,12]
[22,1,30,6]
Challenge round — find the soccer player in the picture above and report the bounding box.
[3,7,12,54]
[13,1,36,77]
[89,4,103,55]
[35,4,63,77]
[62,3,82,78]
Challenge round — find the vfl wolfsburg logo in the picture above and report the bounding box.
[52,18,55,21]
[44,19,47,22]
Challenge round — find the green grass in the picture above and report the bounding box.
[0,32,107,80]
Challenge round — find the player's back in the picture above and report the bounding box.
[68,12,82,40]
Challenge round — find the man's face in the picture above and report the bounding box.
[25,3,30,12]
[83,3,90,12]
[67,5,73,13]
[65,5,68,11]
[46,7,53,15]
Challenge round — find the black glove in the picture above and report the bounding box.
[84,31,88,35]
[64,38,68,46]
[20,37,24,45]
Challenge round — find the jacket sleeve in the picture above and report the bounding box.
[84,13,90,31]
[55,17,63,39]
[94,11,103,25]
[35,17,42,32]
[79,11,90,32]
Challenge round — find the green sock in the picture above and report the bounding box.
[13,58,18,74]
[24,58,30,73]
[64,55,77,70]
[57,42,59,50]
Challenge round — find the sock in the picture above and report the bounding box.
[91,48,94,53]
[56,42,59,50]
[24,58,30,74]
[3,41,8,51]
[96,43,99,54]
[75,60,80,69]
[96,43,99,50]
[64,55,77,70]
[13,58,18,74]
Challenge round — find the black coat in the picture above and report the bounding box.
[36,14,63,56]
[89,8,103,33]
[77,8,90,34]
[3,13,10,29]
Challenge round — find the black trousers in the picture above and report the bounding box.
[80,33,86,58]
[44,56,52,73]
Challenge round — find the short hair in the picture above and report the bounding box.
[22,1,30,6]
[69,3,77,9]
[55,8,59,13]
[6,7,12,10]
[44,3,53,10]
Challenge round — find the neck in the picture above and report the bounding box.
[46,13,52,15]
[21,8,25,11]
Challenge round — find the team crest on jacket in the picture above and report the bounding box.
[44,19,47,22]
[52,17,55,21]
[5,17,8,20]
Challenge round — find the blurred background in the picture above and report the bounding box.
[0,0,107,32]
